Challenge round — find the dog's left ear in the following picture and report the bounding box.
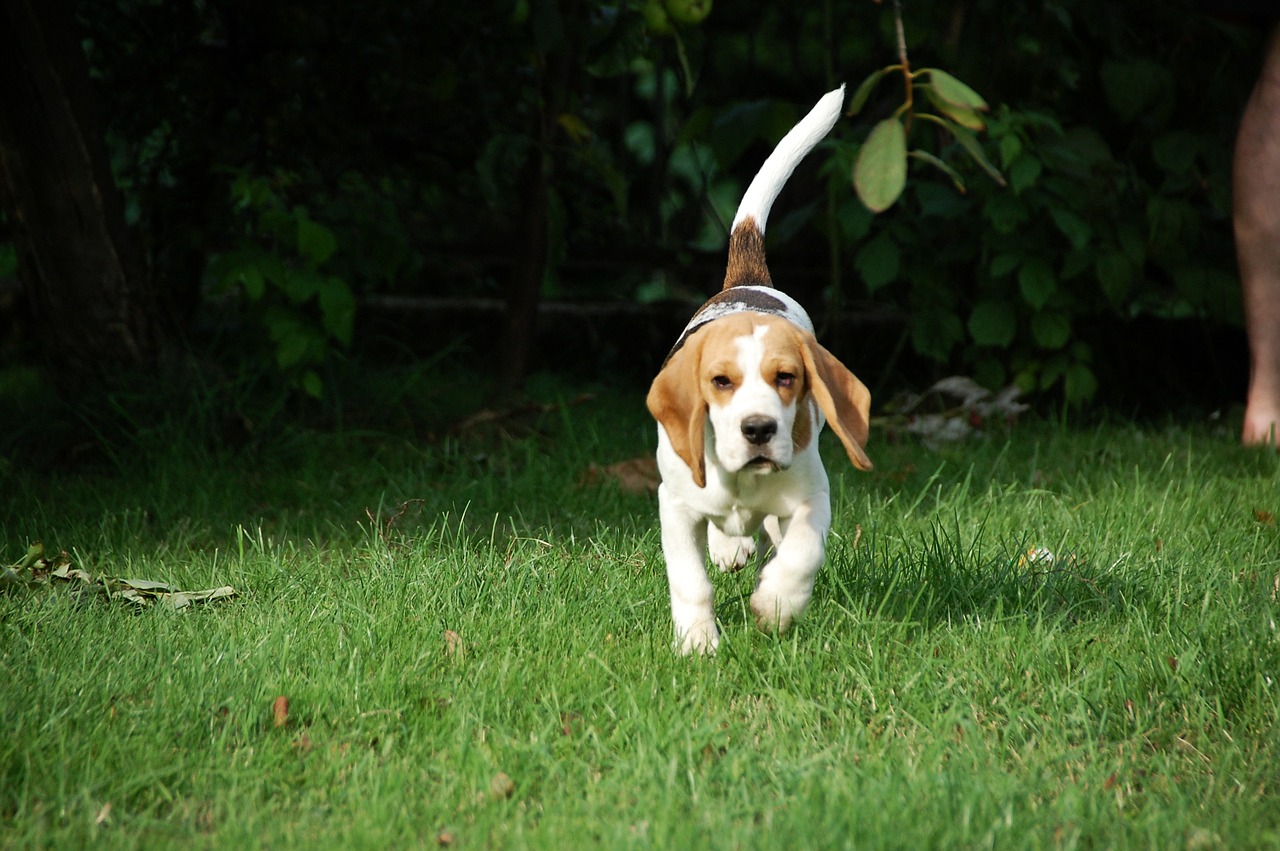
[797,331,874,471]
[647,335,709,487]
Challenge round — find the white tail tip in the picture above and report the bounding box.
[731,85,845,234]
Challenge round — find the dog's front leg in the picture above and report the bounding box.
[750,496,831,634]
[707,523,756,573]
[658,484,719,655]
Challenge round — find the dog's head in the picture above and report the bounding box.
[647,312,872,488]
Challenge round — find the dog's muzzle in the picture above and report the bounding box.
[741,415,778,446]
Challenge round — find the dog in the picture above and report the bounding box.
[646,86,874,655]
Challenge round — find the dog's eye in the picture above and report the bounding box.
[775,372,796,388]
[711,375,733,390]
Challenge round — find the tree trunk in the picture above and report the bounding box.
[0,0,163,383]
[495,0,582,398]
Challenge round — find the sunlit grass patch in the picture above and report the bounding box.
[2,384,1279,848]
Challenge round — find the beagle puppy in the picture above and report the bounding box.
[646,86,873,655]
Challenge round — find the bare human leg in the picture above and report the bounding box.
[1236,23,1280,447]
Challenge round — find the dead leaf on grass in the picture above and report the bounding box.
[488,772,515,800]
[1254,508,1275,526]
[443,629,464,658]
[579,457,660,494]
[273,696,290,727]
[4,542,236,609]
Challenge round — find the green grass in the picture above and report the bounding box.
[3,375,1280,849]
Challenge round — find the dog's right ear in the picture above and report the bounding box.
[647,336,708,488]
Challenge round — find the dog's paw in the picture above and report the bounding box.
[708,525,755,573]
[674,621,720,656]
[749,583,810,635]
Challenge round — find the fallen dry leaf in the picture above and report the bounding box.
[489,772,515,800]
[95,802,112,827]
[579,457,660,494]
[443,629,464,658]
[1254,508,1275,526]
[273,696,290,727]
[5,543,235,608]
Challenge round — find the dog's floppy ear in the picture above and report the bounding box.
[797,331,874,472]
[647,335,709,487]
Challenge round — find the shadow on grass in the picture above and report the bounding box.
[820,518,1145,631]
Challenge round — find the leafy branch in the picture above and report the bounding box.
[850,0,1005,213]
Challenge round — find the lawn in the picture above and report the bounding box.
[2,372,1279,849]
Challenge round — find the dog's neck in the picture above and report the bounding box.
[661,285,814,368]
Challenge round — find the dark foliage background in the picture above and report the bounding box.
[0,0,1267,421]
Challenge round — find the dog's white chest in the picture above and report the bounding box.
[718,500,763,537]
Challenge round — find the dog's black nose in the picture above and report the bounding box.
[741,416,777,445]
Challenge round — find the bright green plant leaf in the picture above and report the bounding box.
[921,86,985,131]
[1031,310,1071,349]
[854,118,907,213]
[921,68,989,111]
[1018,258,1056,309]
[968,300,1016,348]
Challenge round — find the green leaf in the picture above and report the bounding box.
[239,265,266,301]
[282,269,323,303]
[907,149,966,193]
[921,86,985,131]
[1100,58,1173,123]
[849,68,890,116]
[1018,258,1056,309]
[15,541,44,571]
[1064,362,1098,404]
[1031,310,1071,349]
[921,68,989,111]
[983,192,1028,234]
[301,370,324,399]
[968,300,1016,348]
[318,276,357,345]
[1152,131,1201,176]
[854,233,901,292]
[940,120,1006,186]
[1095,250,1136,307]
[297,216,338,266]
[911,309,964,361]
[1049,207,1092,250]
[1008,155,1041,195]
[854,118,907,213]
[990,253,1021,278]
[998,133,1023,170]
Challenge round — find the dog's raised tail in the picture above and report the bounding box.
[723,85,845,291]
